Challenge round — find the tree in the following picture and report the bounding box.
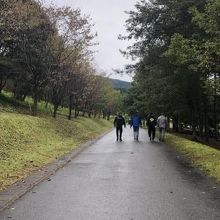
[0,0,22,93]
[3,0,56,115]
[46,6,96,118]
[165,0,220,139]
[122,0,210,138]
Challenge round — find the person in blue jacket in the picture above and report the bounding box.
[130,111,142,141]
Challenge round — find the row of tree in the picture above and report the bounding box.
[123,0,220,140]
[0,0,121,119]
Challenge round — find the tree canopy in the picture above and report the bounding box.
[123,0,220,139]
[0,0,122,119]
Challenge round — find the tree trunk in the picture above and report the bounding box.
[103,111,106,119]
[214,73,218,140]
[22,94,27,102]
[32,82,39,116]
[198,109,203,137]
[173,113,179,132]
[33,96,38,116]
[107,112,111,121]
[74,108,78,118]
[191,103,198,141]
[77,111,80,117]
[192,113,197,140]
[53,104,59,118]
[98,111,101,119]
[68,95,73,120]
[94,112,97,118]
[88,110,91,118]
[0,77,7,93]
[204,95,209,142]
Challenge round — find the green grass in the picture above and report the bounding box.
[165,133,220,182]
[0,112,112,191]
[0,93,30,114]
[0,91,69,116]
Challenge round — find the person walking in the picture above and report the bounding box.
[157,113,168,142]
[114,112,126,142]
[147,113,156,141]
[130,111,142,141]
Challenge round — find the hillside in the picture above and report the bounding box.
[109,78,131,90]
[0,94,112,191]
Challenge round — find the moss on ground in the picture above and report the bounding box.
[166,133,220,183]
[0,112,112,191]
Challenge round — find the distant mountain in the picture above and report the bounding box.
[109,78,131,90]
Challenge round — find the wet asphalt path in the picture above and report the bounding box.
[0,128,220,220]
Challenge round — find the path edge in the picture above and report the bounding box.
[0,129,113,212]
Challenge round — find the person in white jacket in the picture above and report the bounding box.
[157,114,168,142]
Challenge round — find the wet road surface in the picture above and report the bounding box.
[0,128,220,220]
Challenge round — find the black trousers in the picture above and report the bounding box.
[148,126,155,140]
[116,126,123,140]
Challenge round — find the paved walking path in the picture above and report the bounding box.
[0,128,220,220]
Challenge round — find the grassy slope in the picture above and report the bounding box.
[0,112,112,191]
[166,133,220,182]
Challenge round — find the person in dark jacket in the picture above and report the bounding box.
[130,111,142,141]
[114,112,126,141]
[147,113,157,141]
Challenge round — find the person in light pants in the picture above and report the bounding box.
[157,113,168,142]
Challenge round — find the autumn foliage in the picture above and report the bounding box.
[0,0,120,118]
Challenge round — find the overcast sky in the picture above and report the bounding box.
[44,0,137,82]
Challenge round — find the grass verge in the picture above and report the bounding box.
[166,133,220,183]
[0,112,112,191]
